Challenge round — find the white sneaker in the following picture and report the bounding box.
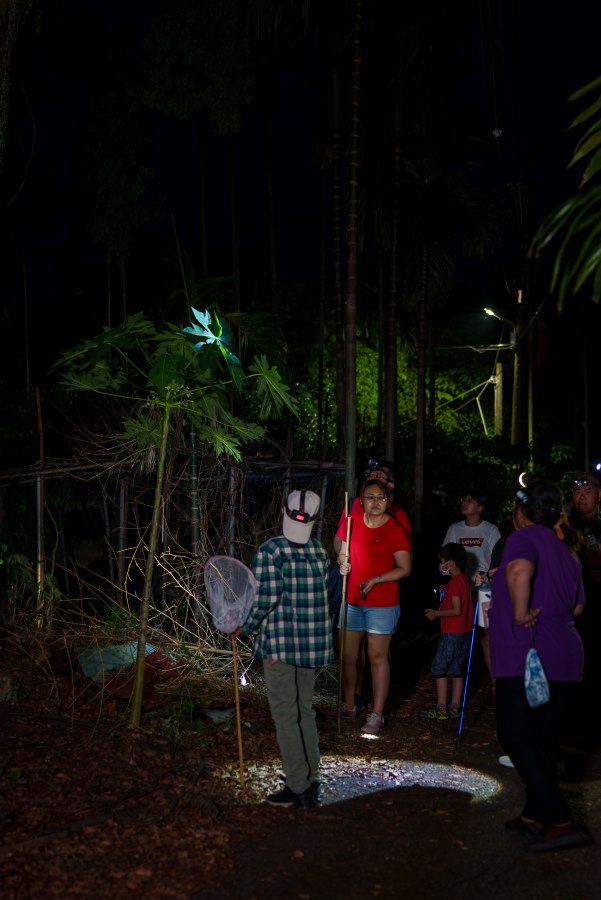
[498,755,515,768]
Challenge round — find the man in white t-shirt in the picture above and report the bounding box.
[442,491,501,583]
[441,490,501,700]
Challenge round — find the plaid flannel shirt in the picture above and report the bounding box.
[243,535,334,668]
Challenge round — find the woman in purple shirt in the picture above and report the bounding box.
[489,480,591,853]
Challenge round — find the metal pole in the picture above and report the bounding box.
[456,597,479,747]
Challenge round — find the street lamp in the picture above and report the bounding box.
[484,307,516,344]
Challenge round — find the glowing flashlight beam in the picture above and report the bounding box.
[215,757,501,806]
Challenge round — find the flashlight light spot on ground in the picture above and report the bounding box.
[215,756,501,805]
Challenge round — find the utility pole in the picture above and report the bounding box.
[511,298,528,449]
[494,361,503,436]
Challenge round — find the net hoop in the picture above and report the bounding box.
[204,555,257,633]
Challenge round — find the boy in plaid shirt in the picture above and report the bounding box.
[238,489,333,809]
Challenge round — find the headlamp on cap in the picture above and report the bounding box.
[515,488,561,518]
[285,490,318,524]
[365,458,395,481]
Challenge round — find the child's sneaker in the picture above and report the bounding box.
[420,705,449,720]
[448,703,461,718]
[361,712,384,735]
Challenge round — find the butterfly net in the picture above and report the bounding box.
[203,555,257,633]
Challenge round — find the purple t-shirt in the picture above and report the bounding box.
[488,525,585,681]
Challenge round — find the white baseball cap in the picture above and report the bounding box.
[282,490,320,544]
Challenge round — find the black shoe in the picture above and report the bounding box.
[278,774,320,801]
[526,823,593,853]
[266,785,316,809]
[504,816,543,836]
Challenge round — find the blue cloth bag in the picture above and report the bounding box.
[524,647,550,707]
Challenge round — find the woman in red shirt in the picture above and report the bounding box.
[337,480,411,735]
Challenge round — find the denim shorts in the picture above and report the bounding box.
[431,631,472,678]
[339,602,400,635]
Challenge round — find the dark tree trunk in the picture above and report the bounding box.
[344,0,363,496]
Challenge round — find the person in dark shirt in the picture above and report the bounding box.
[567,472,601,747]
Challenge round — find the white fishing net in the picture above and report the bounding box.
[204,555,258,633]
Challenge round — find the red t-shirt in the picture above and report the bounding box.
[438,573,474,634]
[336,512,410,608]
[337,498,412,549]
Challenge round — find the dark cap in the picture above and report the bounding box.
[365,458,396,484]
[572,472,601,489]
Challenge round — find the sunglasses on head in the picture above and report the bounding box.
[573,478,599,488]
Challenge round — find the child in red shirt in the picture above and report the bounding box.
[421,543,474,720]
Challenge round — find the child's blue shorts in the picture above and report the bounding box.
[431,631,472,677]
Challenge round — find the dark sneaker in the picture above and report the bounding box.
[266,785,316,809]
[525,823,593,853]
[504,816,544,836]
[278,774,320,803]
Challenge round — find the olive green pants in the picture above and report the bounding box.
[263,659,319,795]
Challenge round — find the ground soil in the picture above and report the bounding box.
[1,629,600,900]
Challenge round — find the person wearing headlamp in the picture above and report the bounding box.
[568,472,601,583]
[238,489,333,809]
[567,472,601,748]
[488,480,589,852]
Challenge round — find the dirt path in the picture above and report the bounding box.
[2,643,600,899]
[198,695,601,900]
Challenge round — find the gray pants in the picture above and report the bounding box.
[263,659,319,795]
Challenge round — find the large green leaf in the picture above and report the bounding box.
[122,412,164,457]
[57,363,130,395]
[248,355,298,418]
[51,313,157,379]
[181,307,243,387]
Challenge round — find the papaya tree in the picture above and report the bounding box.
[530,74,601,307]
[52,307,296,727]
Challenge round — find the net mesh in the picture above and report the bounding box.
[204,555,257,633]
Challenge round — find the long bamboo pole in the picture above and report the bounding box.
[336,493,352,734]
[231,636,245,788]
